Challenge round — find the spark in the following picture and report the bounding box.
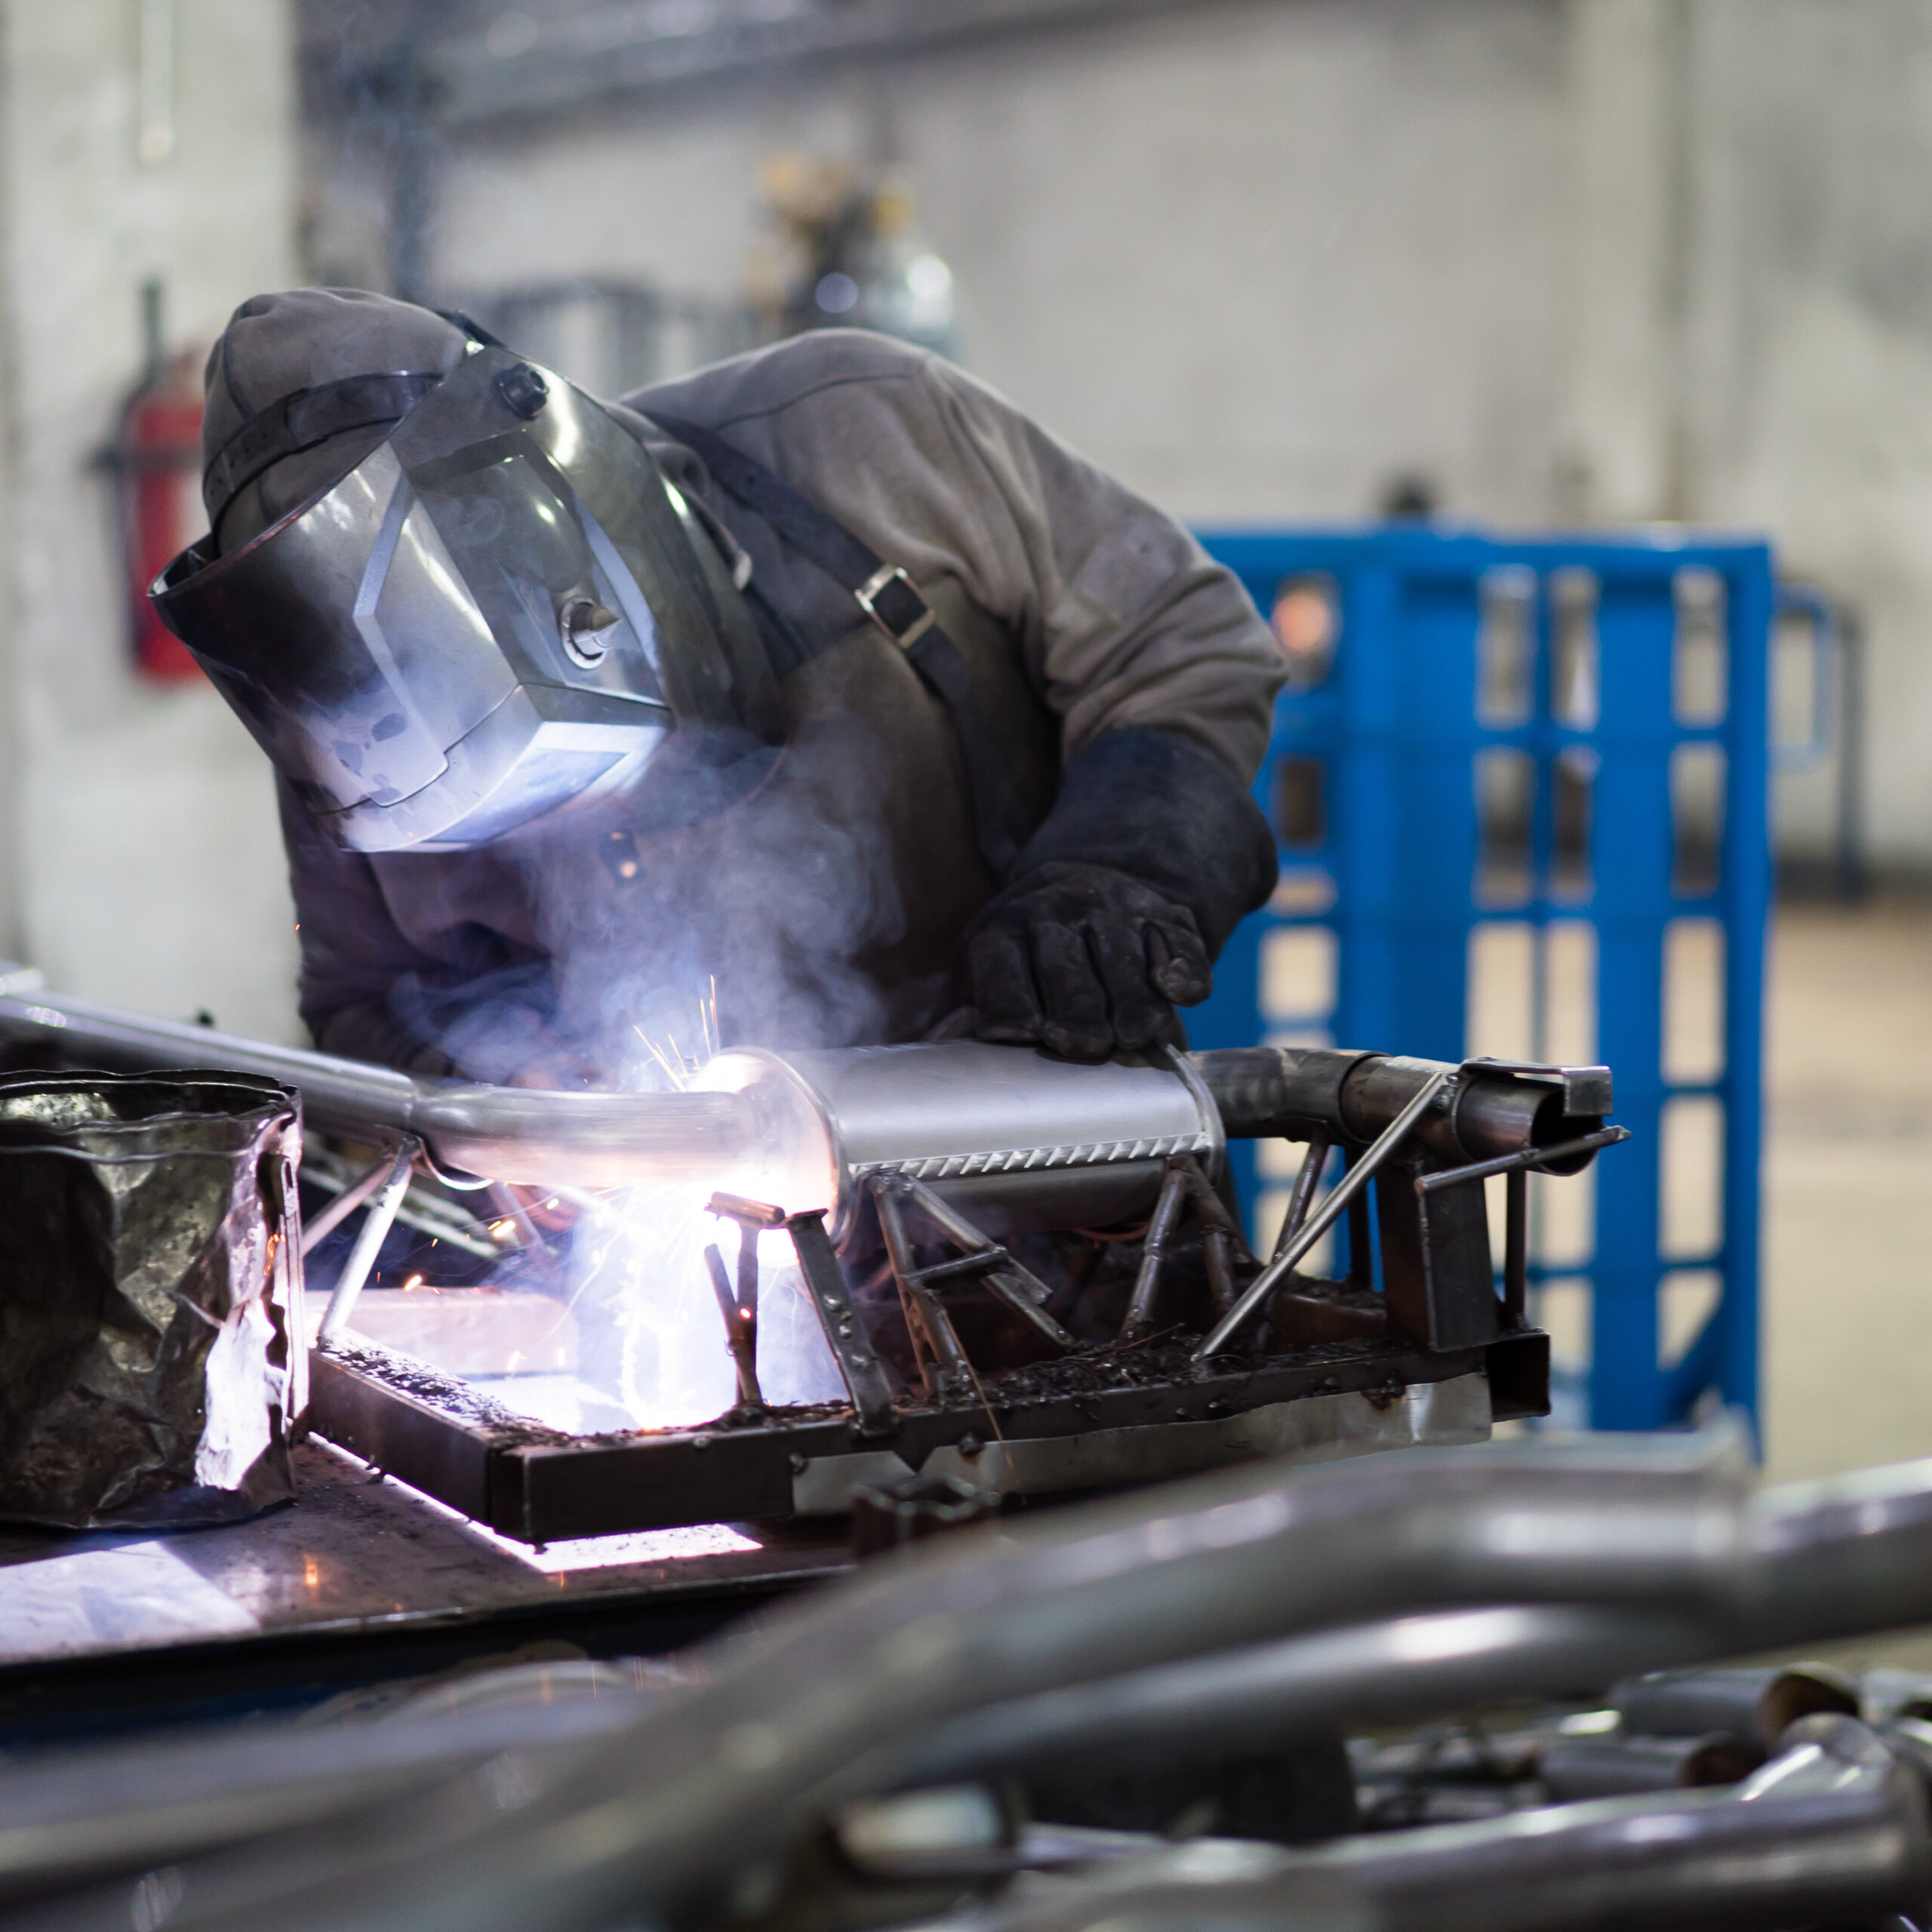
[403,1272,423,1291]
[633,1025,688,1090]
[489,1218,516,1239]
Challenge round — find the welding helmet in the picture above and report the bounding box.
[150,335,771,853]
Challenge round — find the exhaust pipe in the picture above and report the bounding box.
[0,977,752,1186]
[0,973,1614,1220]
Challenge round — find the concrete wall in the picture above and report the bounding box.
[1556,0,1932,866]
[0,0,301,1037]
[1687,0,1932,865]
[432,0,1571,525]
[418,0,1932,872]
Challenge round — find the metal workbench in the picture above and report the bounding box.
[0,1440,850,1750]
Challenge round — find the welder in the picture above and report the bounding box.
[152,289,1284,1086]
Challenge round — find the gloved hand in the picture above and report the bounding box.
[965,861,1210,1062]
[952,728,1279,1064]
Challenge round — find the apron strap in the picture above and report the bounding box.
[642,410,1026,878]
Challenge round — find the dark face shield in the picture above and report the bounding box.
[152,346,752,853]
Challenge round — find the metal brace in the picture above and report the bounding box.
[783,1207,899,1437]
[878,1173,1077,1351]
[1118,1152,1253,1343]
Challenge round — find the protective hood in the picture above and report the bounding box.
[151,341,773,853]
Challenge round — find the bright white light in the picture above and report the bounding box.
[906,254,952,300]
[511,1521,760,1575]
[1383,1607,1532,1663]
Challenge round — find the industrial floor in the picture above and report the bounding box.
[1763,892,1932,1482]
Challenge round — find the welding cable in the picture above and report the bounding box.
[958,1715,1932,1932]
[28,1429,1932,1932]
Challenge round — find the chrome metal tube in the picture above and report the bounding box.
[1537,1728,1765,1800]
[1611,1663,1859,1746]
[317,1140,417,1343]
[983,1717,1931,1932]
[0,983,755,1187]
[897,1604,1729,1788]
[0,986,417,1131]
[75,1429,1761,1932]
[0,979,1620,1233]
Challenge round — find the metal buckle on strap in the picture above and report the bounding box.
[854,564,937,649]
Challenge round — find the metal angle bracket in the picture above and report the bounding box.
[784,1206,899,1438]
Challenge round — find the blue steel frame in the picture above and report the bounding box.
[1189,526,1772,1432]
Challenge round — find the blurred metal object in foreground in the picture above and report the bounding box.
[850,1472,998,1557]
[12,1428,1932,1930]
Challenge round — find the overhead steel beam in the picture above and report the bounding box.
[429,0,1213,128]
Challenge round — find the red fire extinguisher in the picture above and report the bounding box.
[103,281,204,680]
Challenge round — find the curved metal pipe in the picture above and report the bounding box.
[1751,1454,1932,1644]
[982,1716,1932,1932]
[0,986,755,1186]
[26,1432,1932,1932]
[1537,1729,1766,1800]
[1192,1046,1607,1168]
[894,1605,1728,1789]
[1611,1662,1860,1746]
[17,1429,1763,1932]
[0,980,1619,1204]
[0,1693,656,1907]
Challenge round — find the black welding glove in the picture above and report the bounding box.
[962,728,1278,1063]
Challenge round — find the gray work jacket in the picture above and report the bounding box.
[280,330,1285,1081]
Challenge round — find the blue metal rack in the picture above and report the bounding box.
[1189,525,1773,1432]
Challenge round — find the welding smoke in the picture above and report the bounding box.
[406,693,908,1426]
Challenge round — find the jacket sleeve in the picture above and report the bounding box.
[277,781,460,1077]
[911,355,1285,783]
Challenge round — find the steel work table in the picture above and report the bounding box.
[0,1439,851,1749]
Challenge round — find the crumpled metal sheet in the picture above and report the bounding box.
[0,1070,303,1529]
